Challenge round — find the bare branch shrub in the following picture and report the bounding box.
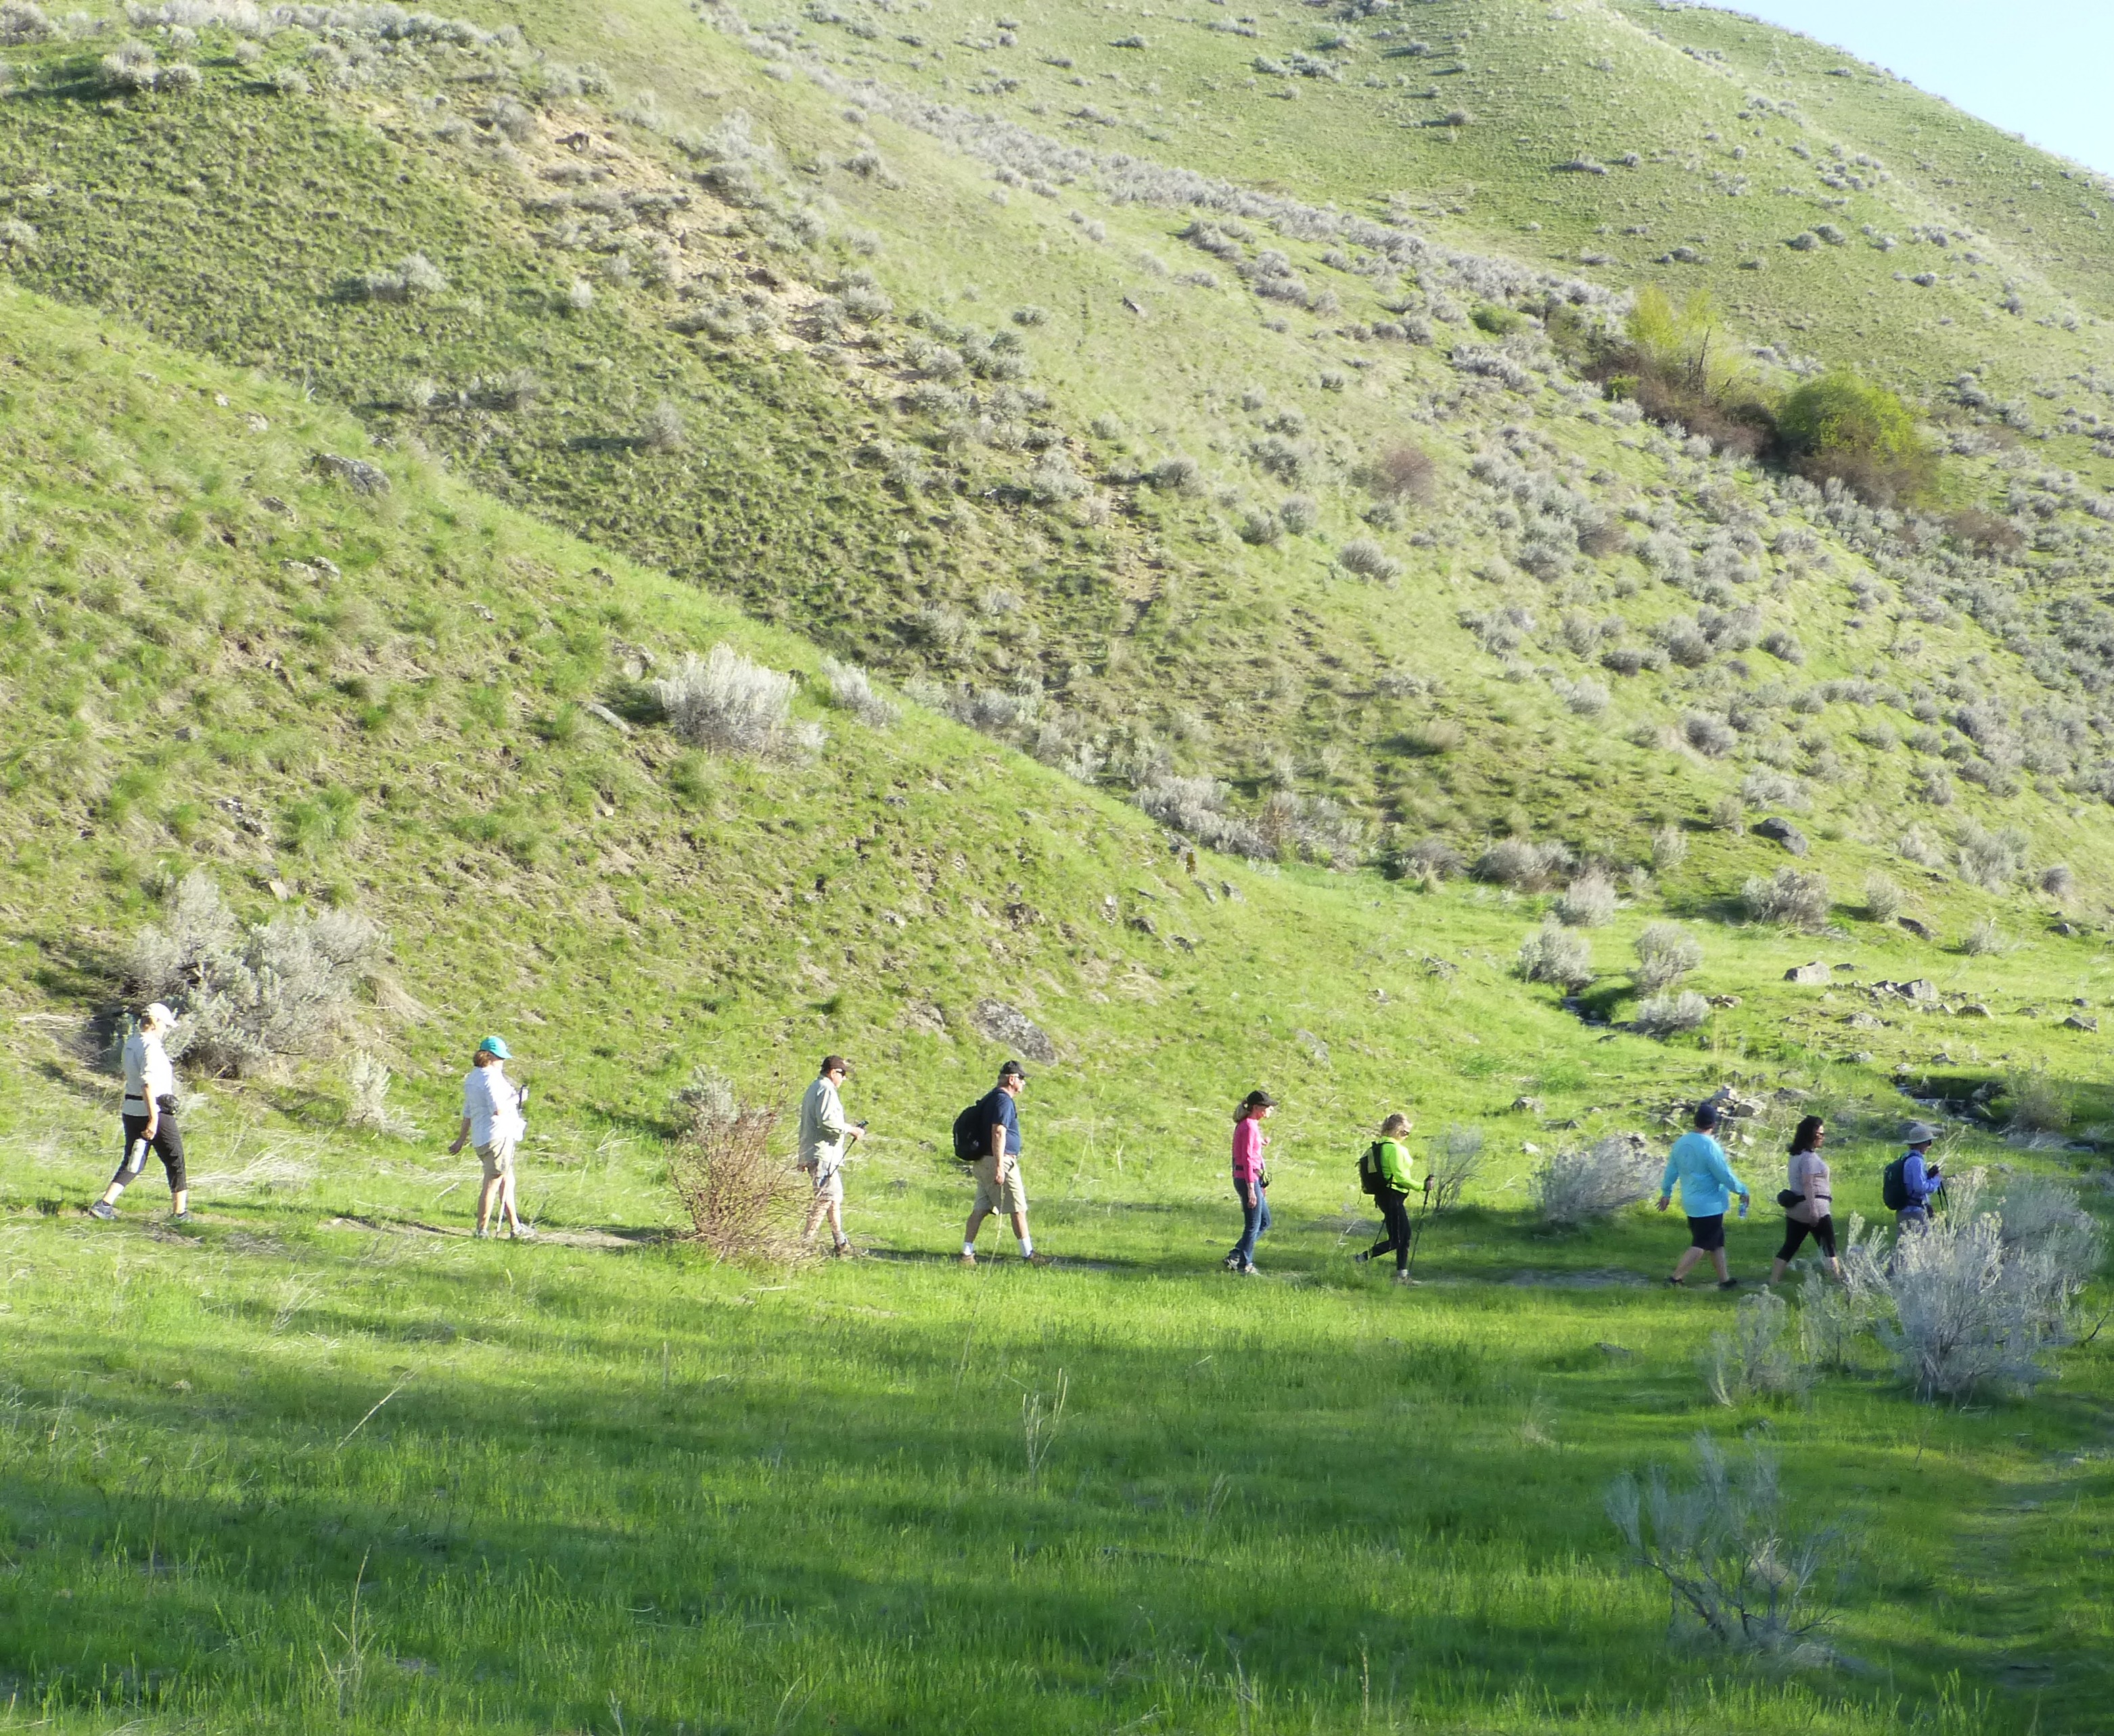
[819,655,897,727]
[1607,1433,1841,1658]
[1960,915,2007,957]
[1517,921,1592,990]
[1742,867,1831,932]
[1426,1123,1486,1214]
[1706,1290,1811,1407]
[2040,863,2075,902]
[654,644,823,760]
[1555,868,1617,928]
[1369,441,1436,503]
[1532,1134,1653,1225]
[1633,921,1703,992]
[129,873,384,1077]
[666,1091,801,1260]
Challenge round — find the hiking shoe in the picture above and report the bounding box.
[472,1227,490,1240]
[1238,1261,1260,1276]
[1665,1276,1684,1288]
[1717,1278,1739,1291]
[1024,1252,1052,1267]
[831,1241,858,1259]
[170,1212,193,1226]
[959,1252,977,1267]
[511,1225,537,1241]
[1393,1270,1416,1285]
[1352,1251,1371,1264]
[89,1200,117,1221]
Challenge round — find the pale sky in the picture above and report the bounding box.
[1726,1,2114,177]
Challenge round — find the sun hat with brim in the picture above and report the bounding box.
[477,1034,511,1059]
[1902,1121,1940,1145]
[142,1002,177,1030]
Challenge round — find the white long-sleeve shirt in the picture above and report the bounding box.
[122,1030,176,1117]
[461,1064,525,1148]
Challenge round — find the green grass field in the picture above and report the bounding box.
[3,1,2113,1729]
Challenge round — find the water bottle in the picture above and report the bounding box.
[1737,1193,1749,1221]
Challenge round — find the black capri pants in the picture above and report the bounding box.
[114,1097,185,1193]
[1367,1189,1415,1273]
[1776,1214,1836,1262]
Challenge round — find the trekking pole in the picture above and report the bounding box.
[1402,1176,1435,1281]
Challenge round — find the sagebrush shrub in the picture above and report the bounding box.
[1682,711,1735,757]
[1426,1124,1486,1213]
[1517,921,1592,990]
[2040,863,2075,900]
[1335,537,1401,583]
[1633,921,1703,991]
[1650,825,1688,873]
[2002,1066,2069,1133]
[654,644,821,760]
[819,656,896,728]
[130,873,384,1076]
[1743,867,1830,932]
[346,1049,415,1136]
[1478,836,1569,891]
[639,400,686,453]
[1135,775,1268,859]
[1706,1291,1810,1406]
[1554,868,1617,928]
[1956,823,2028,891]
[1960,916,2006,957]
[1396,835,1465,887]
[1862,873,1904,922]
[1634,989,1710,1038]
[1607,1434,1840,1656]
[1532,1134,1652,1225]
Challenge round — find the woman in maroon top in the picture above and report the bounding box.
[1224,1089,1276,1275]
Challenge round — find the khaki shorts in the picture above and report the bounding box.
[806,1164,844,1206]
[475,1141,515,1181]
[973,1151,1027,1216]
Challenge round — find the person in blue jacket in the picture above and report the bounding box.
[1655,1100,1751,1289]
[1895,1122,1944,1231]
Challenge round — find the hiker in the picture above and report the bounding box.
[1768,1114,1841,1285]
[961,1060,1045,1266]
[1353,1112,1423,1283]
[1887,1122,1944,1231]
[1223,1089,1276,1275]
[1656,1100,1751,1289]
[449,1036,532,1240]
[90,1002,189,1223]
[798,1053,866,1258]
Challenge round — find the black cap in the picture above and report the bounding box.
[999,1059,1026,1081]
[1695,1100,1721,1128]
[1242,1089,1277,1110]
[822,1054,850,1076]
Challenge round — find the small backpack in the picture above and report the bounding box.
[1358,1140,1387,1196]
[952,1098,990,1165]
[1881,1155,1910,1212]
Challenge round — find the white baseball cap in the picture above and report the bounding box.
[143,1002,177,1030]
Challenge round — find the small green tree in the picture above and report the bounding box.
[1778,371,1932,503]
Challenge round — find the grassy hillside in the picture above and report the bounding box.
[1,4,2112,1731]
[9,0,2114,891]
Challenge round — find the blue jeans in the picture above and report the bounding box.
[1230,1182,1270,1265]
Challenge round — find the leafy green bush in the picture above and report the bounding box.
[1777,370,1932,504]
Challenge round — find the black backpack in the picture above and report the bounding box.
[952,1097,992,1165]
[1358,1140,1387,1197]
[1881,1156,1909,1212]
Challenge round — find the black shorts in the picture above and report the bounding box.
[115,1101,186,1194]
[1684,1213,1725,1252]
[1776,1214,1836,1262]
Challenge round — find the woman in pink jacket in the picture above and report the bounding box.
[1223,1089,1276,1275]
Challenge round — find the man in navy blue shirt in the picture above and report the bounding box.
[962,1061,1046,1266]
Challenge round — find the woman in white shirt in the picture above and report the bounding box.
[90,1003,190,1223]
[449,1035,532,1239]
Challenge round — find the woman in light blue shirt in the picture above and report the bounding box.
[1655,1100,1751,1289]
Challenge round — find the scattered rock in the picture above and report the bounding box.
[2054,921,2079,937]
[1421,955,1458,980]
[1295,1028,1330,1065]
[1753,816,1809,856]
[1956,1003,1992,1019]
[311,453,391,495]
[1510,1095,1544,1114]
[1595,1342,1634,1358]
[2063,1014,2100,1033]
[1219,881,1243,903]
[1845,1050,1875,1064]
[2073,997,2092,1007]
[1785,961,1832,986]
[1100,894,1118,923]
[1898,916,1934,940]
[1128,912,1157,936]
[1901,978,1939,1003]
[583,700,633,735]
[1705,994,1742,1008]
[1521,1141,1541,1156]
[969,998,1057,1064]
[1844,1011,1885,1030]
[1710,1090,1764,1118]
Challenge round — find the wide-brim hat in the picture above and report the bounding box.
[1902,1121,1940,1144]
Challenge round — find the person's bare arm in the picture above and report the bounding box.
[449,1114,471,1155]
[991,1120,1011,1172]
